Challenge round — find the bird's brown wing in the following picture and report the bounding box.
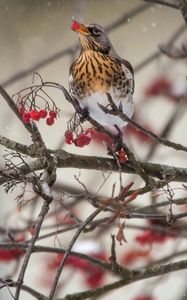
[121,58,134,77]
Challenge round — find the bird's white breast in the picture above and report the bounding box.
[79,90,134,132]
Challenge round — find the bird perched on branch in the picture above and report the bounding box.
[69,21,134,133]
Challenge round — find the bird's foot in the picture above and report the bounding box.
[108,126,128,164]
[113,125,123,151]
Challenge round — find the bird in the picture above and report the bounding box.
[69,21,134,134]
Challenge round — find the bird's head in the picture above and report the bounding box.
[71,21,115,55]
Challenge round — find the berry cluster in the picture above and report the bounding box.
[135,229,175,245]
[65,128,94,147]
[48,251,107,288]
[20,107,57,126]
[0,235,25,262]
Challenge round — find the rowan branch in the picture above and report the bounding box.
[176,0,187,23]
[48,209,101,300]
[55,259,187,300]
[142,0,179,9]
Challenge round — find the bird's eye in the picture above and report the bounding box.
[92,27,101,36]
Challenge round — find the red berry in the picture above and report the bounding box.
[39,109,48,118]
[75,133,91,147]
[29,110,40,121]
[118,149,127,164]
[46,117,54,126]
[22,112,31,124]
[49,111,57,118]
[19,104,25,115]
[65,130,73,144]
[85,128,95,137]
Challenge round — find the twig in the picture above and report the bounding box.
[135,23,186,72]
[105,3,153,32]
[0,85,57,300]
[176,0,187,23]
[2,280,47,300]
[145,101,185,160]
[133,196,187,213]
[0,86,33,134]
[160,43,187,59]
[142,0,179,9]
[14,188,53,300]
[48,208,101,300]
[55,259,187,300]
[100,94,187,153]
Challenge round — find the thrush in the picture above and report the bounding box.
[69,21,134,133]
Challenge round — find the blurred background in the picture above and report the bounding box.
[0,1,187,299]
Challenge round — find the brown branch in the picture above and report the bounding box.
[176,0,187,23]
[0,85,57,300]
[159,43,187,59]
[48,209,101,300]
[0,86,33,134]
[55,259,187,300]
[105,3,153,32]
[145,102,185,160]
[14,188,53,300]
[1,148,187,184]
[135,23,186,72]
[142,0,179,9]
[101,94,187,153]
[2,280,47,300]
[134,196,187,213]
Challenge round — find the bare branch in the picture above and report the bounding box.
[142,0,179,9]
[48,208,101,300]
[176,0,187,23]
[55,259,187,300]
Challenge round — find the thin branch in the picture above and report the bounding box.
[176,0,187,23]
[14,195,52,300]
[133,196,187,213]
[142,0,179,9]
[145,102,185,160]
[48,209,101,300]
[0,242,113,275]
[0,88,57,300]
[105,3,153,32]
[134,23,186,72]
[101,94,187,153]
[55,259,187,300]
[0,86,33,134]
[160,43,187,59]
[2,280,47,300]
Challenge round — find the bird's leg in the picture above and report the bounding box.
[113,125,123,151]
[112,125,128,165]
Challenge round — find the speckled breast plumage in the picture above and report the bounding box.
[69,49,134,129]
[69,50,134,99]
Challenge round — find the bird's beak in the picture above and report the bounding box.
[71,21,89,36]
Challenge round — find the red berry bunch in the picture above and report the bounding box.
[135,230,174,245]
[20,106,57,126]
[49,251,107,288]
[64,128,94,147]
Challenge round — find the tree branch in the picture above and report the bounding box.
[48,209,101,300]
[55,259,187,300]
[142,0,179,9]
[176,0,187,23]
